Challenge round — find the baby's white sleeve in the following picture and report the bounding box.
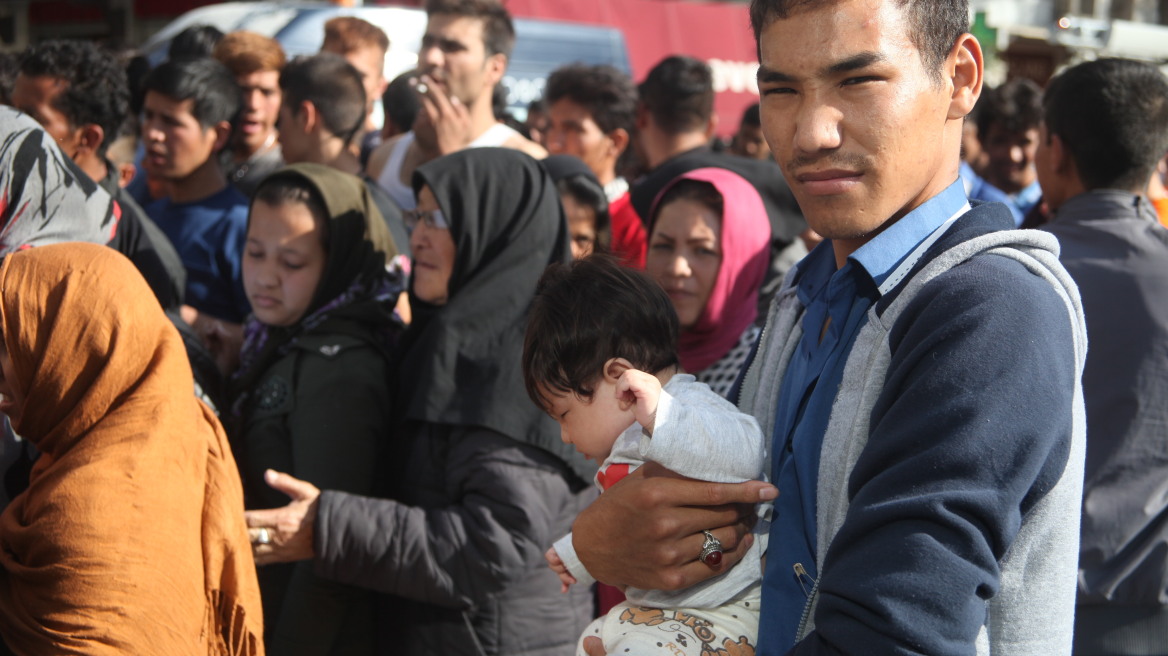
[552,532,597,587]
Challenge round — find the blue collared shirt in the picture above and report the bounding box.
[758,180,970,654]
[1009,180,1043,224]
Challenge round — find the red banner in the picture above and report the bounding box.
[505,0,760,137]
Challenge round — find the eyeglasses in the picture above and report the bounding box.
[403,208,449,233]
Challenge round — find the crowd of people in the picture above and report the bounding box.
[0,0,1165,654]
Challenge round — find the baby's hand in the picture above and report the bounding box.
[545,546,577,593]
[615,369,662,434]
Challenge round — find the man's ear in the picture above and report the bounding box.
[602,357,633,384]
[299,100,318,134]
[635,102,650,132]
[76,124,105,157]
[703,114,718,141]
[1049,132,1074,176]
[212,120,232,154]
[116,161,137,188]
[607,127,630,158]
[484,52,508,88]
[947,33,984,120]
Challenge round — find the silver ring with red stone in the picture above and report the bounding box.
[699,530,723,567]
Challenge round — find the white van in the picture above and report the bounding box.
[140,2,632,123]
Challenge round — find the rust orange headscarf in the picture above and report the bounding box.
[0,243,263,654]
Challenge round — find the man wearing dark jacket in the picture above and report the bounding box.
[1036,58,1168,655]
[11,40,186,310]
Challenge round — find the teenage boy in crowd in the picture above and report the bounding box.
[1034,58,1168,656]
[12,39,185,310]
[367,0,545,210]
[213,31,286,196]
[544,64,646,267]
[141,57,251,346]
[320,16,391,161]
[728,103,771,161]
[976,77,1044,224]
[278,53,410,257]
[575,1,1088,654]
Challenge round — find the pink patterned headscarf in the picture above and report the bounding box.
[649,167,771,374]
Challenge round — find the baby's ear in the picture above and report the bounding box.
[603,357,633,383]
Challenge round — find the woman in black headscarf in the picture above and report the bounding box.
[245,148,596,655]
[228,164,404,655]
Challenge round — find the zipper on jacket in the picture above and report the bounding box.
[794,562,820,641]
[735,314,771,408]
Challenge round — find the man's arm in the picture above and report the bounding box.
[571,461,775,591]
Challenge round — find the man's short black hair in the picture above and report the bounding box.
[1043,58,1168,192]
[424,0,516,59]
[749,0,969,83]
[637,55,714,135]
[280,54,366,145]
[18,40,129,157]
[740,102,762,129]
[0,52,19,105]
[523,255,679,410]
[168,24,225,62]
[545,64,638,137]
[383,70,422,134]
[142,57,241,131]
[977,77,1043,141]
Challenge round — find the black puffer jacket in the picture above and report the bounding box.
[313,423,595,655]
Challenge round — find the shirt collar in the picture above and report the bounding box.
[849,179,969,289]
[1012,179,1043,206]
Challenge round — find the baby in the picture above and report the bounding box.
[522,255,769,656]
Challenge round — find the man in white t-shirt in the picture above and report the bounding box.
[366,0,545,210]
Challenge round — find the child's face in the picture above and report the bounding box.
[541,380,635,464]
[243,200,327,327]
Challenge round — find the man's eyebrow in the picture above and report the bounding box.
[757,65,793,84]
[826,52,887,75]
[758,51,888,85]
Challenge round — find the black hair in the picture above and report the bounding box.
[0,52,18,105]
[1043,58,1168,192]
[749,0,969,84]
[424,0,516,59]
[383,69,422,134]
[977,77,1043,141]
[18,40,130,157]
[740,102,761,129]
[168,24,225,62]
[252,176,330,251]
[652,178,724,226]
[556,174,612,252]
[523,255,679,410]
[545,64,638,137]
[142,57,241,130]
[280,53,366,145]
[637,55,714,135]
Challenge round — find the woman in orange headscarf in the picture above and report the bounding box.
[0,243,264,655]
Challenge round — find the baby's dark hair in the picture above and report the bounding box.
[523,255,679,411]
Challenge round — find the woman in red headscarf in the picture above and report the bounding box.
[645,168,772,398]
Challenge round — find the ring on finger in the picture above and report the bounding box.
[256,527,272,546]
[699,530,723,567]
